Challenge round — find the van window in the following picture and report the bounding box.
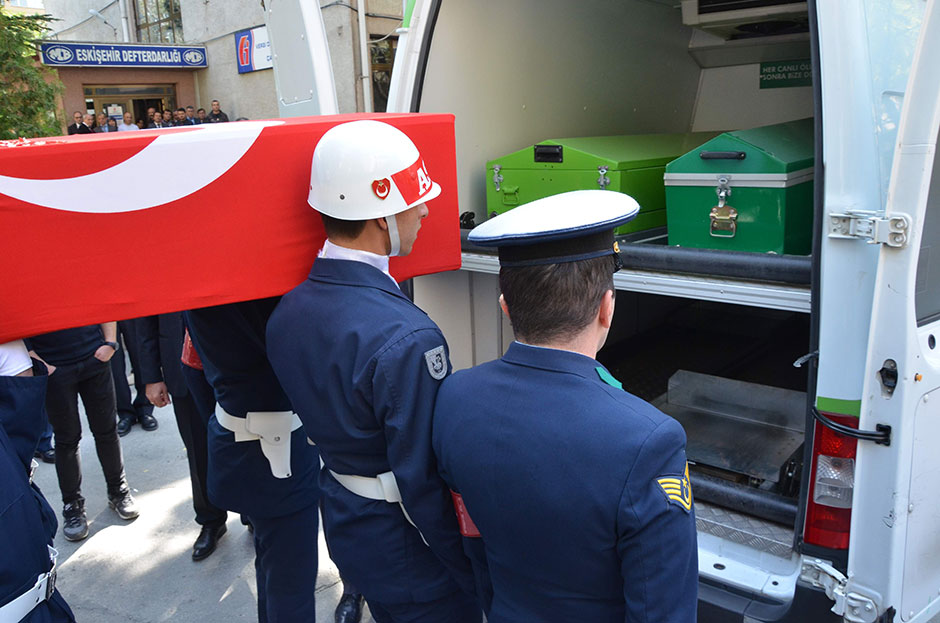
[915,126,940,326]
[863,0,928,207]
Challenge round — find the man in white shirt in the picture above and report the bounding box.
[117,112,139,132]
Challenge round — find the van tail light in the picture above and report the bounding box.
[803,412,859,549]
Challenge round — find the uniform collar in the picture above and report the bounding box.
[319,239,396,285]
[308,255,410,302]
[502,340,608,381]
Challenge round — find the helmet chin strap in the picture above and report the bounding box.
[385,214,402,256]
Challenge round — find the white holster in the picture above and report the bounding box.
[0,546,57,623]
[215,406,302,479]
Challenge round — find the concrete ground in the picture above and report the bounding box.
[31,397,373,623]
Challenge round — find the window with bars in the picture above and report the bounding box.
[135,0,183,44]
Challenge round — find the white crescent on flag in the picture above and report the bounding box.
[0,120,284,213]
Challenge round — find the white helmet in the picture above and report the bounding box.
[307,119,441,220]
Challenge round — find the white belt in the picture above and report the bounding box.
[215,406,303,479]
[305,438,427,545]
[0,546,57,623]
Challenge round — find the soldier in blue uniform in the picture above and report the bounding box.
[267,120,480,623]
[184,299,321,623]
[0,340,75,622]
[432,190,699,622]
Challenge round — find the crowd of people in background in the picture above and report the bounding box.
[66,99,231,135]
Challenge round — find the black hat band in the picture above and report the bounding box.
[497,229,617,267]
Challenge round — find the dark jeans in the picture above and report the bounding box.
[170,383,226,528]
[110,320,153,422]
[44,354,127,506]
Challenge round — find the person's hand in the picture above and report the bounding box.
[94,343,116,362]
[27,350,55,375]
[146,382,171,407]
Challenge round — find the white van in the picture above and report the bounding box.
[270,1,940,620]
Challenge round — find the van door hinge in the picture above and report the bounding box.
[828,211,911,248]
[800,559,881,623]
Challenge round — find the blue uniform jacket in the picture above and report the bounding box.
[0,363,74,621]
[267,258,476,604]
[184,298,319,518]
[433,342,698,623]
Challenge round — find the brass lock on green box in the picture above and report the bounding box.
[709,177,737,238]
[664,118,815,255]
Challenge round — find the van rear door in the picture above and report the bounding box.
[263,0,338,117]
[837,2,940,621]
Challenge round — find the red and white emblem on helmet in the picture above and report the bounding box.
[391,158,433,205]
[372,178,391,200]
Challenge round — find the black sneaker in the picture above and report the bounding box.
[108,491,140,520]
[63,502,89,541]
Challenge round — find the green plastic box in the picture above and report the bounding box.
[664,118,815,255]
[485,132,716,235]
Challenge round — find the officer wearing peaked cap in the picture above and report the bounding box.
[432,190,699,622]
[266,120,481,623]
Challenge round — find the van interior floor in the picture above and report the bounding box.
[598,298,810,527]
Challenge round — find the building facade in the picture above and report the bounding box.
[39,0,402,132]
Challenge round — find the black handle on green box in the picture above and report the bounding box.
[699,150,747,160]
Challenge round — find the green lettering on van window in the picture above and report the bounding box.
[760,60,813,89]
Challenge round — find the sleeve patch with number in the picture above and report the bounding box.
[424,345,447,380]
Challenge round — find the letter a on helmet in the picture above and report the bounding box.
[307,120,441,220]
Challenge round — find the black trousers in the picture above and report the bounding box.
[44,354,127,506]
[171,382,227,528]
[110,320,153,422]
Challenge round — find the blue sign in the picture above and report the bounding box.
[235,26,272,74]
[39,42,207,68]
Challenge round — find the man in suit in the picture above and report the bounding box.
[148,111,167,129]
[66,111,83,135]
[136,313,229,560]
[175,108,193,126]
[185,106,200,125]
[75,114,94,135]
[93,113,109,133]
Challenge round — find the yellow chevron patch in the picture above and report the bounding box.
[656,462,693,512]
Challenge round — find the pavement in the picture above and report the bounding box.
[31,396,374,623]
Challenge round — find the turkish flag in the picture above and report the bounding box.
[0,113,461,343]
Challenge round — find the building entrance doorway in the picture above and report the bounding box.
[83,84,177,128]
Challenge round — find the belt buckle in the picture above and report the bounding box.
[45,545,58,600]
[45,568,57,600]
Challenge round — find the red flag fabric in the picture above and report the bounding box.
[0,113,460,343]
